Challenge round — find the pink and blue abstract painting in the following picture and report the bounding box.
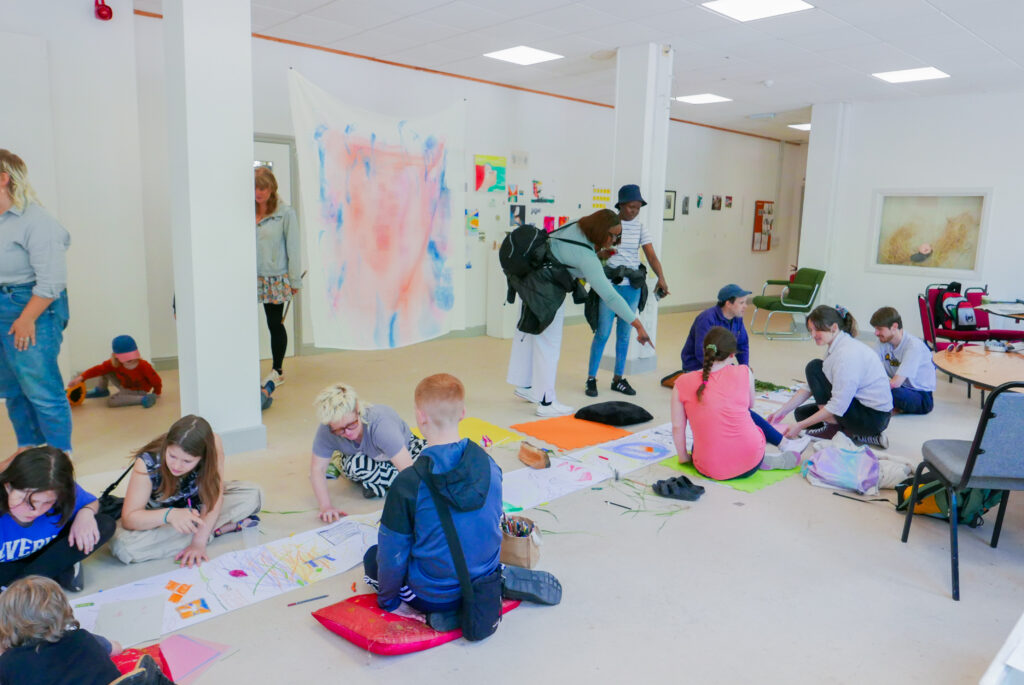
[290,72,464,349]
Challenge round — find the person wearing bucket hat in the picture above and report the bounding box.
[584,185,669,397]
[68,335,162,408]
[680,284,751,373]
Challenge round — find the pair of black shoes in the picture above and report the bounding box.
[585,377,636,397]
[652,476,704,501]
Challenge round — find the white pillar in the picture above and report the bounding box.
[163,0,265,453]
[607,42,674,375]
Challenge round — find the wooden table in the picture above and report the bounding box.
[933,347,1024,398]
[976,304,1024,322]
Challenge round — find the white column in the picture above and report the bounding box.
[163,0,265,453]
[607,42,674,375]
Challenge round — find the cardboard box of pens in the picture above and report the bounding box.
[500,514,541,569]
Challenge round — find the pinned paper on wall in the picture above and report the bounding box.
[558,216,569,227]
[289,71,464,350]
[510,204,525,227]
[725,195,733,208]
[508,183,521,202]
[592,186,611,209]
[531,179,554,203]
[543,216,555,232]
[696,194,704,208]
[474,155,506,192]
[711,195,722,211]
[529,208,542,216]
[509,149,529,168]
[465,209,479,235]
[681,196,690,216]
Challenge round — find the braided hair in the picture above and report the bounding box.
[696,326,738,402]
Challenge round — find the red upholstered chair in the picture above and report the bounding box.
[918,293,946,351]
[923,284,1024,348]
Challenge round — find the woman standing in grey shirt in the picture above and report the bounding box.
[254,166,301,388]
[0,150,72,467]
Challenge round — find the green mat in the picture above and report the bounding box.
[658,457,800,493]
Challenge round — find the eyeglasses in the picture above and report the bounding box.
[330,418,361,435]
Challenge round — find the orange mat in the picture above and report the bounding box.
[509,415,632,451]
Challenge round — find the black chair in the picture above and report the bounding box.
[900,381,1024,600]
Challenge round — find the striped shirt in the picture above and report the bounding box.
[606,218,652,283]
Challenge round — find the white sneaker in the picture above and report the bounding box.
[536,401,573,417]
[263,370,284,387]
[514,386,536,402]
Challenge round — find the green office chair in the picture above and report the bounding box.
[750,267,826,340]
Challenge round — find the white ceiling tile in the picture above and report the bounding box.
[634,6,736,33]
[723,39,814,68]
[412,2,508,31]
[307,1,403,30]
[264,15,362,45]
[526,3,623,33]
[375,17,467,43]
[812,0,937,24]
[577,22,669,48]
[817,42,923,74]
[470,19,563,46]
[328,30,421,56]
[529,33,607,59]
[751,9,852,39]
[856,10,963,43]
[370,0,452,13]
[381,43,475,68]
[784,26,880,53]
[251,5,298,32]
[252,0,335,14]
[687,24,775,50]
[575,0,690,20]
[461,0,576,20]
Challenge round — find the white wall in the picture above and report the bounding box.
[663,128,803,306]
[4,0,152,372]
[800,91,1024,337]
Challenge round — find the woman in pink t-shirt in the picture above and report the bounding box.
[672,327,798,480]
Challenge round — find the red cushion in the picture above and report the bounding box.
[312,593,520,655]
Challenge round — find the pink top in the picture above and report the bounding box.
[675,364,765,480]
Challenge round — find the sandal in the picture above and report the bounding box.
[213,515,260,538]
[653,478,703,501]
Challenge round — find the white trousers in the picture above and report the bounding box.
[507,302,565,404]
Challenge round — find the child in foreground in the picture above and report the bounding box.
[0,575,122,685]
[111,415,263,567]
[68,335,162,409]
[364,373,561,632]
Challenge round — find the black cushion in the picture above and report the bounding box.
[575,401,653,427]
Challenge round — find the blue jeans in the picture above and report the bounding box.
[0,285,71,451]
[892,387,933,415]
[588,283,642,377]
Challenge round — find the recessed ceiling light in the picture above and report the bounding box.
[484,46,563,66]
[702,0,813,22]
[788,123,811,131]
[675,93,732,104]
[872,66,949,83]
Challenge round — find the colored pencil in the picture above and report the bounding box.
[287,594,328,607]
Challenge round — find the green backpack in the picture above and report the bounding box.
[895,476,1004,528]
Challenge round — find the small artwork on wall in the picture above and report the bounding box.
[725,195,733,209]
[509,204,525,227]
[696,194,703,209]
[711,195,722,211]
[664,190,676,221]
[680,196,689,216]
[474,155,506,192]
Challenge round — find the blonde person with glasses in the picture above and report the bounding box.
[309,383,427,517]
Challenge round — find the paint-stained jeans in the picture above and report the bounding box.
[0,285,71,451]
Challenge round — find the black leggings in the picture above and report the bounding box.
[0,512,116,588]
[263,302,287,372]
[794,359,891,436]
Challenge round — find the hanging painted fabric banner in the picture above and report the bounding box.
[289,71,465,349]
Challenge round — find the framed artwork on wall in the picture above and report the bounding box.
[868,190,991,277]
[664,190,676,221]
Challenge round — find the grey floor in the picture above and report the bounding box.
[16,310,1024,683]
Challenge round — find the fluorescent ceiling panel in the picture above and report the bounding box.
[675,93,732,104]
[484,45,563,65]
[788,123,811,130]
[872,66,950,83]
[702,0,814,22]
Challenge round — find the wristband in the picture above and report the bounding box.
[163,508,171,524]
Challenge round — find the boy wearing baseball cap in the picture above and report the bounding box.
[68,334,162,408]
[681,284,752,372]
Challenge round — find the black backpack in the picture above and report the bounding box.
[498,223,590,278]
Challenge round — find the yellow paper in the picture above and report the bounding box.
[413,416,521,447]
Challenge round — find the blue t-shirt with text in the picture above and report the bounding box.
[0,483,95,563]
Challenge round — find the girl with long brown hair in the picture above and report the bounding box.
[111,415,263,567]
[670,327,800,483]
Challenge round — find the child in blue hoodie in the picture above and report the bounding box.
[363,373,560,631]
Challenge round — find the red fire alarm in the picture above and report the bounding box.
[95,0,113,20]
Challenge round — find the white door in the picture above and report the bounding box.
[254,140,298,362]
